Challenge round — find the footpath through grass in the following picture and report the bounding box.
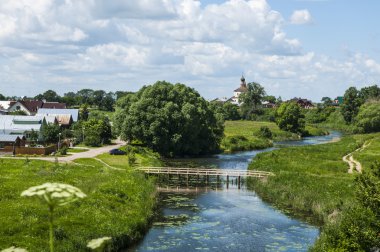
[0,148,162,251]
[223,121,327,152]
[248,134,379,224]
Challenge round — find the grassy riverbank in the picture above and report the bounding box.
[222,121,328,152]
[0,149,162,251]
[248,134,378,224]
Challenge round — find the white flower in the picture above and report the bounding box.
[21,183,87,207]
[87,237,112,250]
[1,247,28,252]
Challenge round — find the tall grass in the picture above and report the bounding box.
[0,151,159,251]
[247,135,375,224]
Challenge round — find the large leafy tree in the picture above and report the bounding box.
[341,87,362,123]
[118,81,224,157]
[355,100,380,133]
[239,82,266,119]
[359,85,380,102]
[275,101,305,134]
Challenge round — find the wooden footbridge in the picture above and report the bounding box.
[136,167,274,189]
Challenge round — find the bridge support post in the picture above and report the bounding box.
[238,176,241,189]
[226,175,229,189]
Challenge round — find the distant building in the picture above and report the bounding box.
[333,96,344,105]
[7,100,66,115]
[37,108,79,123]
[230,75,248,105]
[289,98,314,109]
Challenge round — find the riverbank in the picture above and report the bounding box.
[0,148,162,251]
[247,132,380,246]
[222,120,328,152]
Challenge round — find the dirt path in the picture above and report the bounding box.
[342,140,371,173]
[0,139,126,163]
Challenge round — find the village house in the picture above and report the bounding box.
[7,100,66,115]
[0,115,60,154]
[333,96,344,105]
[37,108,79,127]
[289,97,314,109]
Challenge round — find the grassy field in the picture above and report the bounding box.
[0,148,161,251]
[67,148,89,153]
[222,121,328,152]
[247,133,380,225]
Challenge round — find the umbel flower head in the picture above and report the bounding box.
[21,183,87,207]
[1,247,28,252]
[87,237,112,251]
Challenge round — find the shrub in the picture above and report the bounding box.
[258,126,273,139]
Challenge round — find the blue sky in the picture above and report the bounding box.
[0,0,379,101]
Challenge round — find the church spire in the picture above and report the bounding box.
[240,73,246,87]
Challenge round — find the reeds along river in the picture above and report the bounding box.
[129,131,342,252]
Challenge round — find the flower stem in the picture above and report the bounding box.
[49,206,54,252]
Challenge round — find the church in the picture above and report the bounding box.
[230,75,248,105]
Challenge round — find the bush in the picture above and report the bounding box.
[258,126,273,139]
[58,146,68,155]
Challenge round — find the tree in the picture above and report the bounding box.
[0,93,5,100]
[35,90,61,102]
[341,87,362,123]
[118,81,224,157]
[222,102,240,120]
[321,97,333,108]
[113,93,138,135]
[275,101,305,134]
[41,123,61,144]
[359,85,380,102]
[80,104,89,121]
[239,82,266,118]
[82,118,112,147]
[263,95,276,104]
[355,100,380,133]
[62,92,77,107]
[99,92,115,111]
[76,89,94,105]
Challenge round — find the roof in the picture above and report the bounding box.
[37,108,79,122]
[42,102,66,109]
[0,134,23,142]
[55,114,73,125]
[0,115,43,135]
[234,86,248,92]
[0,101,13,110]
[17,101,44,113]
[43,115,58,124]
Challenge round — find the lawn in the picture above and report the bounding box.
[67,148,89,153]
[0,150,160,251]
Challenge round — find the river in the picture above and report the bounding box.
[130,131,342,252]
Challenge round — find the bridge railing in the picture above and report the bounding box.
[136,167,274,178]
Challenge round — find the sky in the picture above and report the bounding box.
[0,0,380,102]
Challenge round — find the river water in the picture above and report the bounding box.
[131,131,341,252]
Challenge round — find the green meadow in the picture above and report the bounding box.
[248,133,380,225]
[222,120,327,152]
[0,148,161,251]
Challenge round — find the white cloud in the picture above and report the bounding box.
[290,9,313,25]
[0,0,378,102]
